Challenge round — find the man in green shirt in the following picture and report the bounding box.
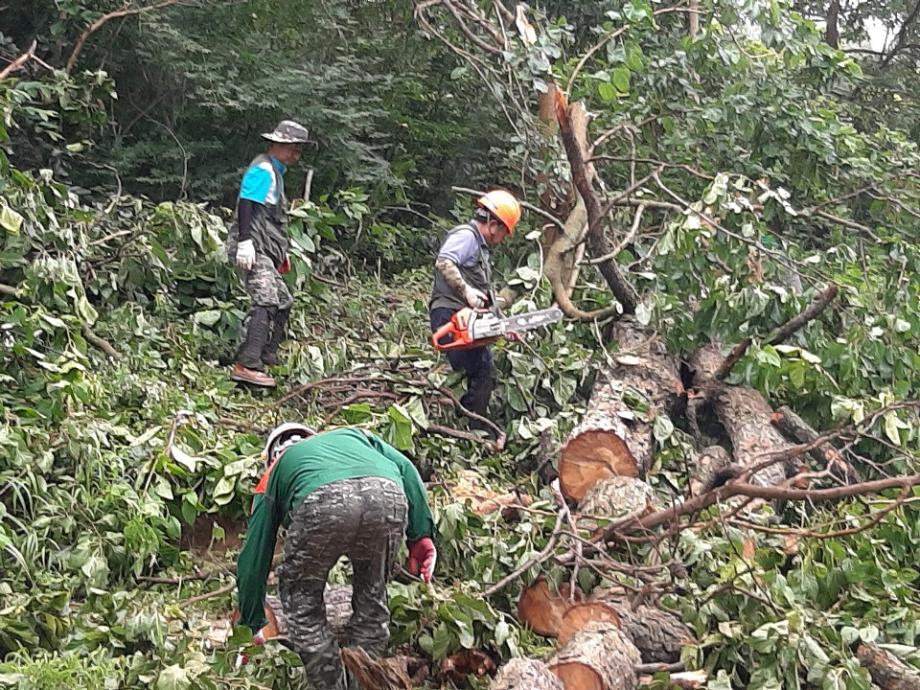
[236,423,437,690]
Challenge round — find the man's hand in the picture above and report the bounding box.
[463,286,488,309]
[278,256,291,274]
[407,537,437,583]
[505,330,523,343]
[236,239,256,271]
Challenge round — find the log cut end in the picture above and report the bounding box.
[490,658,564,690]
[549,621,641,690]
[559,429,636,503]
[517,578,584,638]
[558,602,622,646]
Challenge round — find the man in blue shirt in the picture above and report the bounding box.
[226,120,311,387]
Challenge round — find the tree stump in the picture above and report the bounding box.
[490,658,564,690]
[517,578,584,637]
[558,601,692,664]
[549,621,641,690]
[559,322,682,502]
[577,476,658,533]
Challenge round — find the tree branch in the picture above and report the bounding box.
[881,0,920,67]
[0,40,37,80]
[66,0,183,73]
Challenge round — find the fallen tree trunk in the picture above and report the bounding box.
[517,578,584,637]
[491,658,564,690]
[559,601,693,663]
[771,405,860,482]
[856,643,920,690]
[559,320,682,502]
[690,344,792,487]
[577,476,658,533]
[549,621,641,690]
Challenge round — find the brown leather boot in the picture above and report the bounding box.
[230,363,276,387]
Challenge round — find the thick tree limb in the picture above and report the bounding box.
[66,0,183,73]
[857,643,920,689]
[555,90,638,314]
[713,285,838,380]
[881,0,920,67]
[82,324,119,358]
[770,405,859,481]
[0,40,37,80]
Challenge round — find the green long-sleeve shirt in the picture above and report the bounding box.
[235,428,435,630]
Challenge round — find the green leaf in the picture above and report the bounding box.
[597,82,617,102]
[612,67,630,94]
[883,413,901,446]
[156,665,191,690]
[0,203,23,235]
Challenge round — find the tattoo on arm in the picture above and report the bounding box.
[436,257,468,293]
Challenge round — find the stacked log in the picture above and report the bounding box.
[558,321,682,502]
[856,643,920,690]
[490,658,564,690]
[548,621,641,690]
[517,578,584,637]
[577,476,658,533]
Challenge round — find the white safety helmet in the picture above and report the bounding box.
[263,422,315,466]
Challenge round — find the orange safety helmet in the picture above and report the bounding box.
[477,190,522,234]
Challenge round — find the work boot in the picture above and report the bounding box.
[232,307,276,386]
[229,363,276,387]
[262,308,291,367]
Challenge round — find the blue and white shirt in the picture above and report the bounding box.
[240,156,287,206]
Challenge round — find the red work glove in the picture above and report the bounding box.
[235,629,265,667]
[406,537,437,583]
[504,330,523,343]
[278,256,291,274]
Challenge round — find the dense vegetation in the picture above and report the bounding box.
[1,1,918,689]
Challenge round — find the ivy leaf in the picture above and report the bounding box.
[156,665,191,690]
[612,67,630,94]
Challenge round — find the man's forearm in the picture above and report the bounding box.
[237,199,257,242]
[435,257,468,294]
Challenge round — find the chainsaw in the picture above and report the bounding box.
[432,306,564,351]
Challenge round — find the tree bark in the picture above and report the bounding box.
[559,601,693,664]
[549,621,641,690]
[559,320,682,502]
[491,658,564,690]
[825,0,840,48]
[577,476,658,533]
[771,405,859,482]
[690,343,792,487]
[517,578,584,637]
[857,643,920,690]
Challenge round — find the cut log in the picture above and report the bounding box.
[517,578,584,637]
[340,647,412,690]
[549,621,641,690]
[490,658,564,690]
[691,343,792,487]
[557,602,622,645]
[559,600,693,664]
[689,445,733,496]
[577,476,658,532]
[856,643,920,690]
[559,321,682,502]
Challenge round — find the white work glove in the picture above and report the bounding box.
[463,286,488,309]
[235,239,256,271]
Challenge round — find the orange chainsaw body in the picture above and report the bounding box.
[431,308,500,351]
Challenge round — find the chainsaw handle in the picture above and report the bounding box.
[432,318,473,351]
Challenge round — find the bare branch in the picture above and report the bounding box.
[0,40,37,80]
[66,0,185,73]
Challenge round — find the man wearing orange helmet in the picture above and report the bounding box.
[429,189,522,420]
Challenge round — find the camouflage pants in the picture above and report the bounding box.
[278,477,408,690]
[240,253,293,310]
